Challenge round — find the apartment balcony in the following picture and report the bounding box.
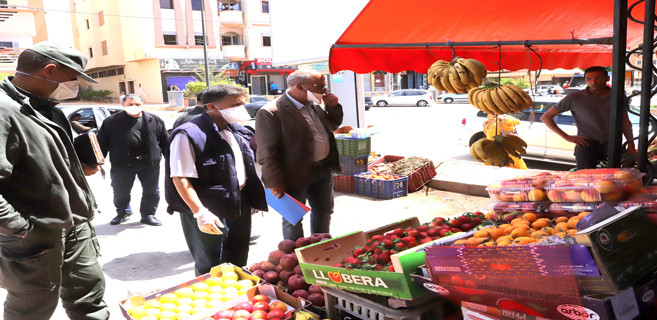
[219,9,243,26]
[222,45,245,60]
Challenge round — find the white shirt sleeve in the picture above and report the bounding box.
[169,133,198,178]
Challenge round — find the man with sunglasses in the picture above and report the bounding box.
[256,70,343,240]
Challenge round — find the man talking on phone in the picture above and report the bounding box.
[256,70,343,241]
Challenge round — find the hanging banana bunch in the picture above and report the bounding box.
[468,84,533,115]
[427,57,488,93]
[470,135,527,167]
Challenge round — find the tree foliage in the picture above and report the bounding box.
[183,64,244,97]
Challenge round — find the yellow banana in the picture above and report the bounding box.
[441,68,457,93]
[489,88,514,114]
[456,58,486,85]
[468,87,482,106]
[430,70,445,91]
[473,89,494,114]
[481,89,503,114]
[470,143,484,162]
[506,84,533,108]
[448,66,467,93]
[499,85,525,111]
[506,134,527,148]
[495,87,522,114]
[428,60,450,74]
[454,63,474,87]
[500,140,522,158]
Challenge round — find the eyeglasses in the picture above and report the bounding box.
[305,83,326,91]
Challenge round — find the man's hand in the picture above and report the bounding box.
[270,186,285,199]
[564,135,590,147]
[323,92,339,107]
[81,163,100,176]
[193,208,224,235]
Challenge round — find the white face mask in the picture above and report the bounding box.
[16,71,79,101]
[304,86,324,105]
[218,105,251,123]
[125,105,143,116]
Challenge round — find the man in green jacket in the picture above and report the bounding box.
[0,42,109,319]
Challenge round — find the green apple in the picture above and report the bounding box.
[174,287,194,298]
[160,293,178,304]
[191,282,210,292]
[205,276,223,287]
[221,272,239,281]
[208,286,223,294]
[236,279,254,289]
[175,297,193,306]
[207,292,223,301]
[175,304,192,314]
[191,291,208,300]
[143,300,161,309]
[159,302,177,312]
[220,292,239,301]
[190,299,207,308]
[127,305,146,319]
[221,279,238,289]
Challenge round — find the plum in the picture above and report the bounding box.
[279,253,298,271]
[260,261,276,272]
[278,239,297,254]
[268,250,286,265]
[263,271,280,284]
[287,274,308,291]
[307,293,325,307]
[295,237,311,248]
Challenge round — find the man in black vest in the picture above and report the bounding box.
[97,94,168,226]
[165,84,267,275]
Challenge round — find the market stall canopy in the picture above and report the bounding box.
[329,0,651,74]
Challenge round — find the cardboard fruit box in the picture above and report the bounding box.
[119,263,261,320]
[294,217,470,300]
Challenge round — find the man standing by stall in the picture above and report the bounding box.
[256,70,343,241]
[166,84,267,274]
[0,41,109,320]
[541,66,636,169]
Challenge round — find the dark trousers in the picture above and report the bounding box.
[283,166,334,241]
[110,160,160,217]
[179,196,252,276]
[575,141,608,170]
[0,223,108,320]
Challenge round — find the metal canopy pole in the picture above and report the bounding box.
[608,0,628,168]
[200,0,211,88]
[637,0,656,172]
[331,37,614,49]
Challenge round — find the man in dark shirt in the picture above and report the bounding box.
[97,94,168,226]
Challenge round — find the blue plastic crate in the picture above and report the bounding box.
[354,173,408,199]
[339,155,368,175]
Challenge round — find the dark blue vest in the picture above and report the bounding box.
[165,113,267,218]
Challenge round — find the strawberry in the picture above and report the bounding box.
[448,219,462,228]
[428,221,440,228]
[419,237,432,244]
[407,229,420,238]
[393,228,404,237]
[389,234,400,241]
[472,217,482,225]
[400,236,414,243]
[451,228,462,233]
[439,229,451,237]
[460,223,472,231]
[352,247,365,257]
[395,242,406,250]
[473,211,485,217]
[378,251,391,263]
[427,228,440,237]
[371,241,381,248]
[388,265,395,272]
[458,215,471,223]
[433,217,446,223]
[382,239,394,248]
[417,225,429,232]
[373,248,381,254]
[419,232,428,238]
[372,235,384,242]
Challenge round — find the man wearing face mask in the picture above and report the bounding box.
[165,84,267,274]
[0,42,109,319]
[256,69,343,241]
[97,94,168,226]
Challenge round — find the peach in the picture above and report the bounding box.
[594,179,615,194]
[581,189,601,202]
[547,190,564,202]
[528,189,546,202]
[563,190,582,202]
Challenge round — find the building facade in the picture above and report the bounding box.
[71,0,293,103]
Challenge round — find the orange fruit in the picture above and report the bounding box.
[567,218,580,229]
[489,228,507,240]
[522,212,537,222]
[511,228,530,238]
[528,189,546,202]
[555,222,569,233]
[555,231,567,237]
[531,230,549,239]
[531,220,550,229]
[577,211,591,219]
[566,229,578,236]
[594,179,615,193]
[512,237,536,245]
[541,227,555,235]
[554,216,568,223]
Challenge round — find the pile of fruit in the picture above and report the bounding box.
[336,213,486,271]
[247,234,331,307]
[126,270,256,320]
[468,84,533,115]
[453,211,589,247]
[470,135,527,167]
[205,294,323,320]
[358,172,400,180]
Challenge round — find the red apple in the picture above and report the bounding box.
[268,301,287,313]
[252,301,269,312]
[250,310,268,319]
[266,309,285,319]
[235,302,254,313]
[251,294,271,304]
[215,309,235,319]
[233,309,251,319]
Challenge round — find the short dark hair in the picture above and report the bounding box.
[201,84,246,105]
[584,66,608,76]
[122,93,143,104]
[16,49,67,73]
[196,89,206,102]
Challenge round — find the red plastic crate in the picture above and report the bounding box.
[333,175,355,193]
[407,161,437,192]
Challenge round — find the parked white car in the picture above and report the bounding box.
[371,89,433,107]
[438,93,469,104]
[457,96,640,164]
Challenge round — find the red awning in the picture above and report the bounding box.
[329,0,651,74]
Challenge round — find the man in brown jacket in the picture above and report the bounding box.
[256,70,343,240]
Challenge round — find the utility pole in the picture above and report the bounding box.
[200,0,210,88]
